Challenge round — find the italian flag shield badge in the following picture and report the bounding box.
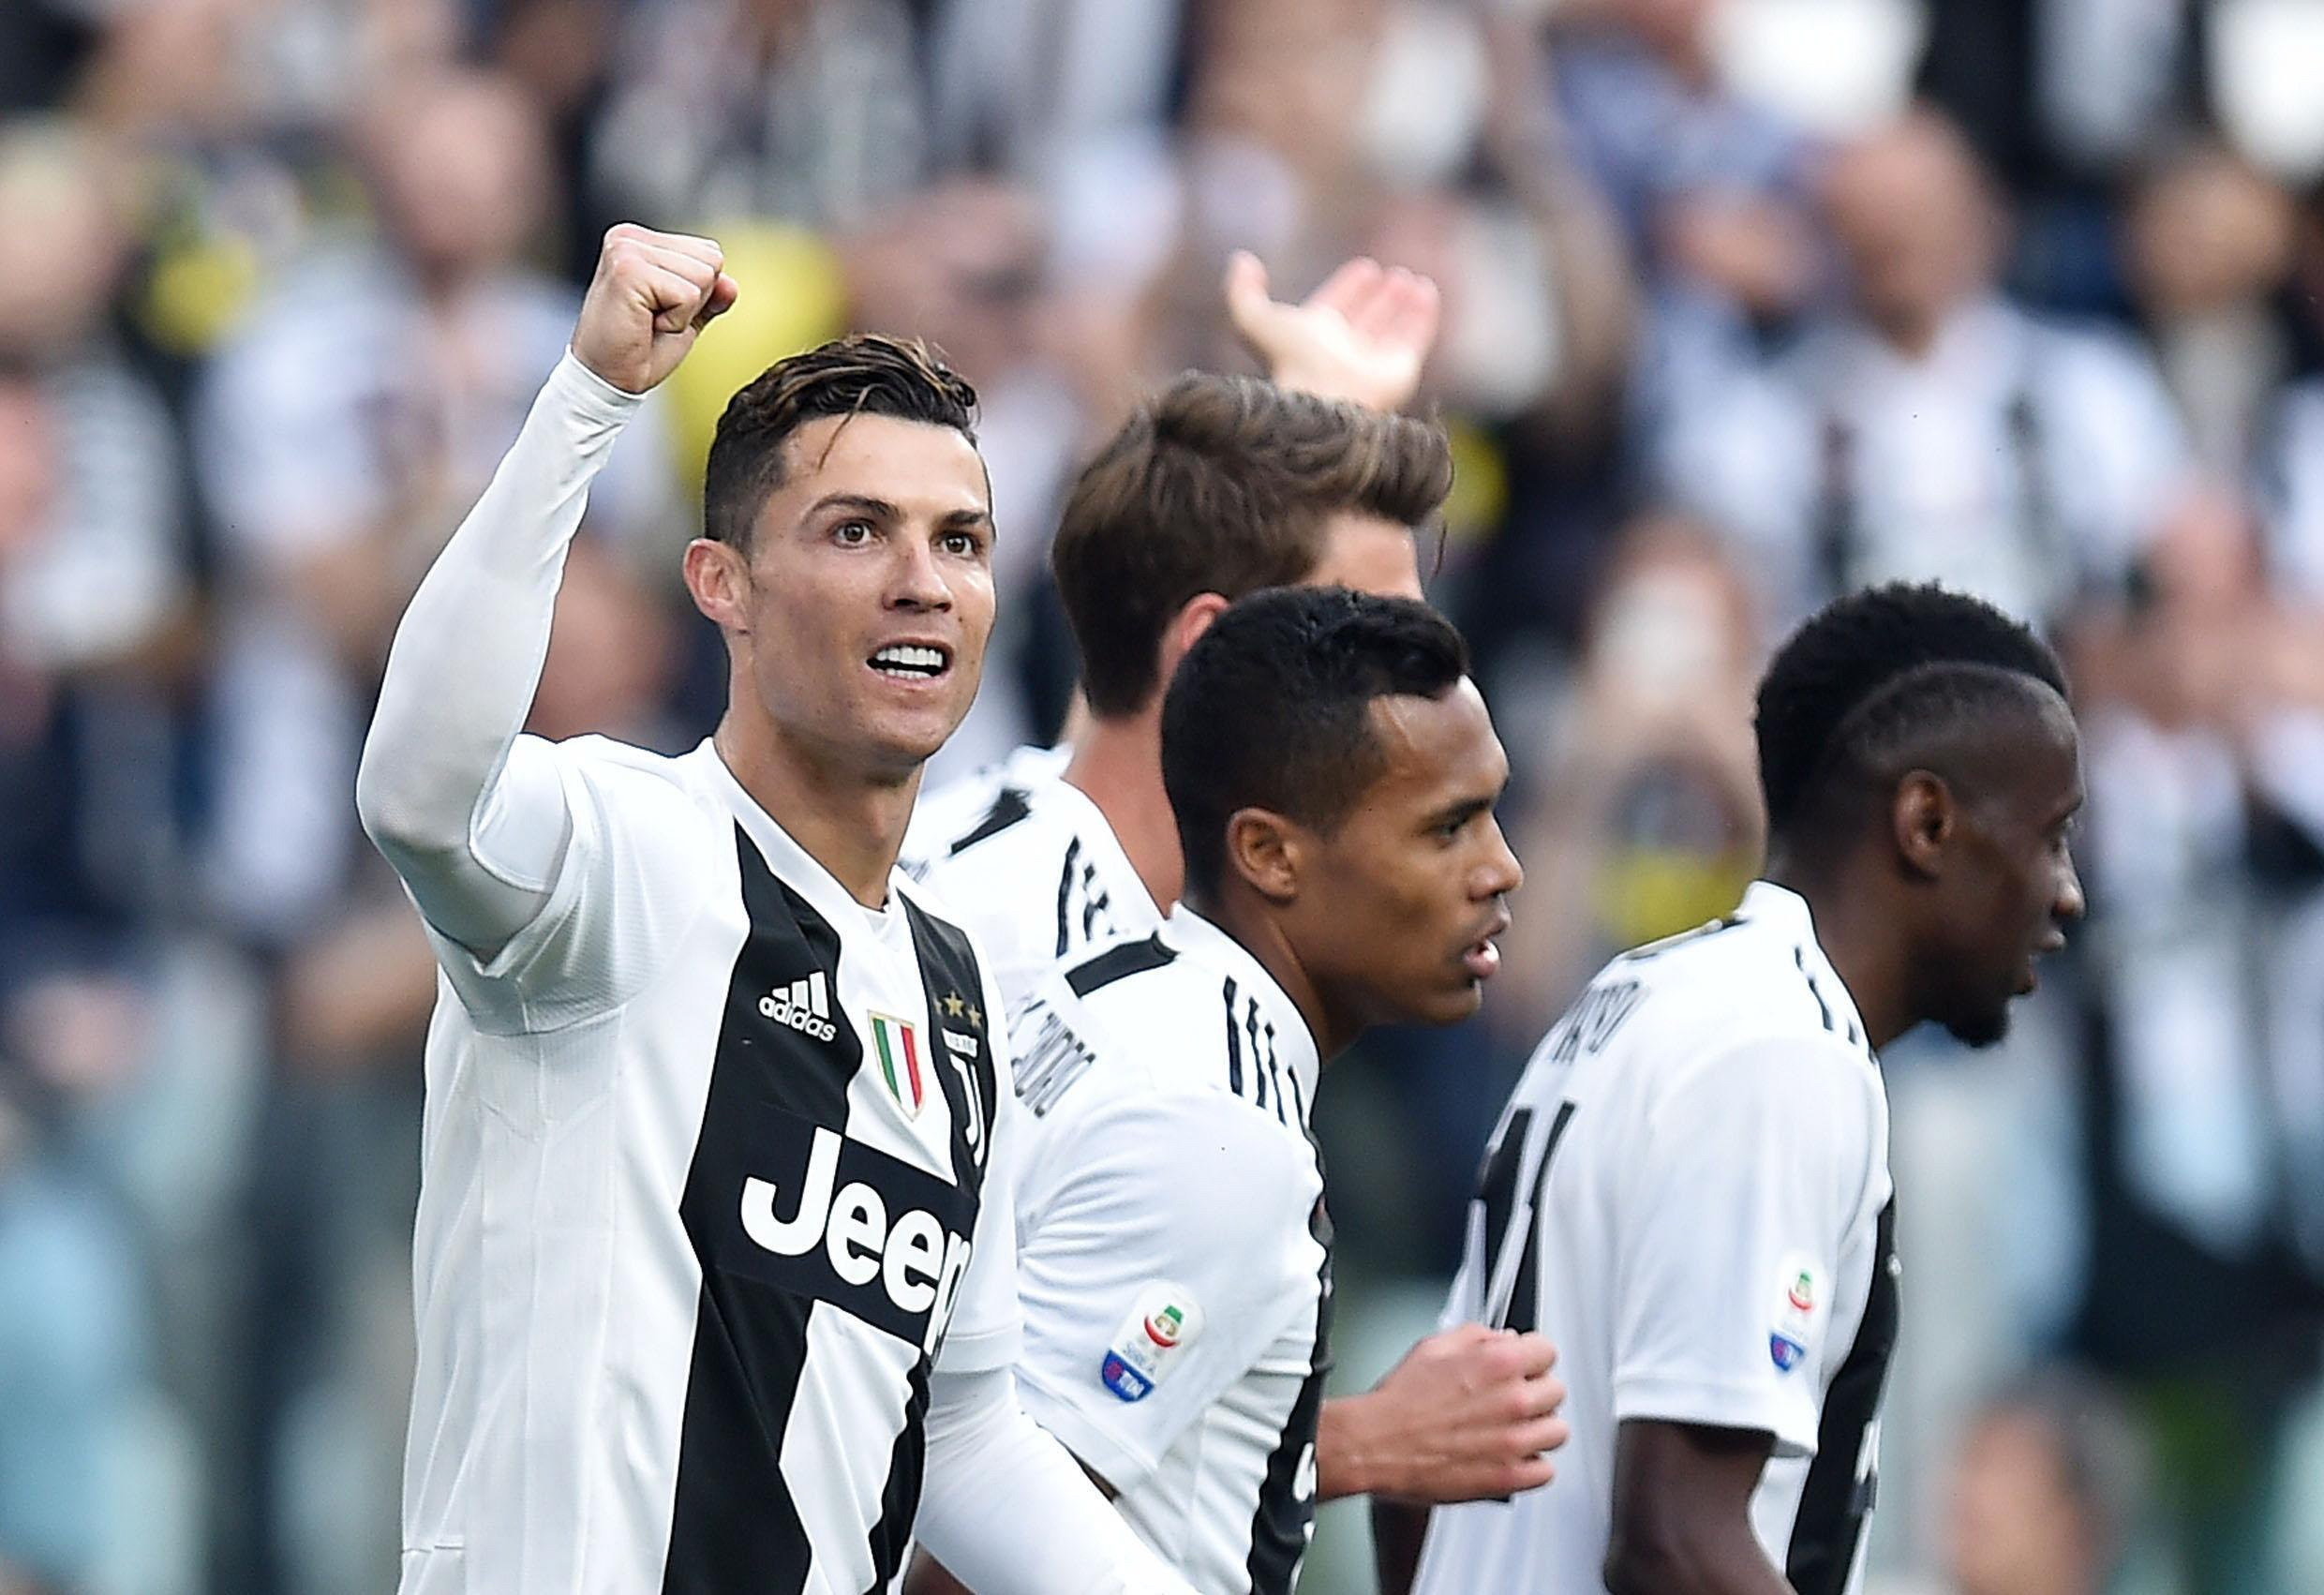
[868,1011,926,1117]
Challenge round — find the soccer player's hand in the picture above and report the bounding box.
[1224,249,1440,413]
[573,223,740,395]
[1332,1323,1567,1504]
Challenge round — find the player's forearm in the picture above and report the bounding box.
[355,352,637,937]
[1316,1391,1384,1499]
[916,1365,1194,1595]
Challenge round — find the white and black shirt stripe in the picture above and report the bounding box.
[398,737,1020,1594]
[1414,881,1896,1595]
[1004,907,1332,1594]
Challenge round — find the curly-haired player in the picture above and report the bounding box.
[1391,582,2086,1595]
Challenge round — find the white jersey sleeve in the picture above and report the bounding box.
[1612,1034,1887,1456]
[1013,1084,1319,1492]
[356,350,674,988]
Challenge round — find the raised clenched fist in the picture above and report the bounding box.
[572,223,740,395]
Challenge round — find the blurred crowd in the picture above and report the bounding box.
[3,0,2323,1590]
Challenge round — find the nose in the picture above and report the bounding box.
[2054,853,2086,925]
[1478,816,1525,901]
[888,532,953,612]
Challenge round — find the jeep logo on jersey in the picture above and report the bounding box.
[759,971,838,1043]
[726,1107,976,1356]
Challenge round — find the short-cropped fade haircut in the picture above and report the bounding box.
[702,334,979,550]
[1053,372,1453,719]
[1162,587,1470,903]
[1754,582,2069,842]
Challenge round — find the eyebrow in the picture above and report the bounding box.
[1425,794,1497,831]
[807,493,991,529]
[809,493,898,520]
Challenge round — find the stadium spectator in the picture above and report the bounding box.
[1656,107,2193,633]
[1944,1373,2150,1595]
[2123,142,2299,473]
[587,0,930,231]
[195,64,677,944]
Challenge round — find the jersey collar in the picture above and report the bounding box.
[1738,879,1871,1049]
[1046,773,1166,926]
[1164,903,1322,1120]
[693,739,909,939]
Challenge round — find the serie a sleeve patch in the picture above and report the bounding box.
[1099,1282,1206,1403]
[1769,1250,1824,1373]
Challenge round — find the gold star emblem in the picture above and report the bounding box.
[942,991,967,1019]
[967,1004,982,1028]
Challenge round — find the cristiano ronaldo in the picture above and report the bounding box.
[357,225,1194,1594]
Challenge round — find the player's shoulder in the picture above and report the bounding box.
[1013,925,1286,1117]
[906,744,1072,869]
[534,732,725,825]
[541,732,711,807]
[1580,890,1873,1074]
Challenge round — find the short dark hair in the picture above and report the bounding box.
[703,334,978,548]
[1755,582,2069,840]
[1052,373,1453,718]
[1162,587,1470,902]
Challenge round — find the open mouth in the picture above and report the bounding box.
[869,644,950,681]
[1462,912,1512,982]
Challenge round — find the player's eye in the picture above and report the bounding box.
[832,518,875,546]
[938,529,985,559]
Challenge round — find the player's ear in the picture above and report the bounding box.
[1891,769,1953,880]
[684,537,752,635]
[1157,592,1230,686]
[1225,807,1301,904]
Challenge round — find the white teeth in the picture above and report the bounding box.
[872,645,946,677]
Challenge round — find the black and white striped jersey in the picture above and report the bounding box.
[1004,907,1332,1595]
[398,735,1017,1595]
[903,745,1161,1014]
[1414,881,1897,1595]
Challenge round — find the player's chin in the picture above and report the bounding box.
[860,691,976,763]
[1938,1000,2012,1051]
[1413,977,1488,1029]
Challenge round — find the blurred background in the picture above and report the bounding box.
[2,0,2323,1589]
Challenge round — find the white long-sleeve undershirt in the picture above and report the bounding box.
[354,350,637,957]
[919,1365,1196,1595]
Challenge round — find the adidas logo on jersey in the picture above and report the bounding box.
[760,971,838,1043]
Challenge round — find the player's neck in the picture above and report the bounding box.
[714,713,917,909]
[1199,888,1348,1061]
[1063,711,1185,912]
[1762,853,1914,1051]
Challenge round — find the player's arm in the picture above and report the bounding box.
[1003,1081,1327,1500]
[1316,1321,1567,1503]
[1224,251,1441,413]
[1603,1421,1795,1595]
[916,1364,1195,1595]
[354,224,735,957]
[1601,1036,1884,1595]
